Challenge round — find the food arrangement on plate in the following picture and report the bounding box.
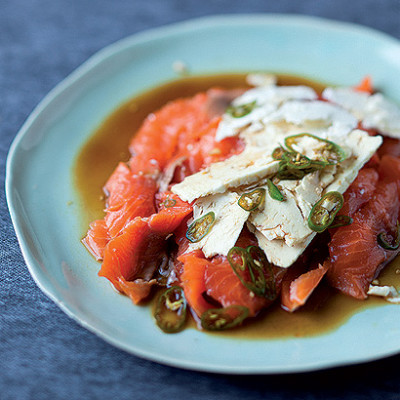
[81,72,400,333]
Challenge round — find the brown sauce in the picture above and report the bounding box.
[73,73,400,339]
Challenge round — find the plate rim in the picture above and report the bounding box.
[6,13,400,374]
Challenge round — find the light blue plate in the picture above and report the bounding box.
[6,15,400,374]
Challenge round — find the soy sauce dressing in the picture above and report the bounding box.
[74,73,400,339]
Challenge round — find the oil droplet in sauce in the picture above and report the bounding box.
[73,73,400,339]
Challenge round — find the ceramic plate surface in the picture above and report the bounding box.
[6,15,400,374]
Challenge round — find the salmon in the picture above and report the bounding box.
[204,256,270,317]
[281,264,329,312]
[129,93,212,175]
[99,218,166,295]
[104,162,157,238]
[98,191,193,303]
[178,251,215,318]
[378,138,400,159]
[129,91,244,181]
[338,168,379,218]
[149,192,192,234]
[353,75,373,94]
[82,219,110,261]
[326,179,400,299]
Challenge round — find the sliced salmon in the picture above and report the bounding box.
[378,138,400,159]
[204,256,271,317]
[82,219,110,261]
[178,251,214,318]
[338,168,379,218]
[149,192,192,234]
[99,217,167,302]
[354,76,373,94]
[103,162,157,238]
[282,264,329,312]
[379,154,400,187]
[129,93,212,175]
[326,179,400,299]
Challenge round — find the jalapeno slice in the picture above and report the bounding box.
[154,286,187,333]
[329,215,353,229]
[186,212,215,243]
[282,151,313,170]
[285,133,347,165]
[227,247,265,296]
[163,197,176,208]
[272,146,286,161]
[238,188,266,211]
[201,305,249,331]
[276,162,306,180]
[246,246,277,301]
[226,100,257,118]
[308,191,344,232]
[378,221,400,250]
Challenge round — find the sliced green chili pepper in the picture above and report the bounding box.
[378,221,400,250]
[163,197,176,208]
[201,305,249,331]
[238,188,266,211]
[186,212,215,243]
[285,133,347,165]
[226,100,257,118]
[227,246,265,296]
[329,215,353,229]
[272,146,286,161]
[308,191,344,232]
[282,151,313,170]
[246,246,277,301]
[266,179,285,202]
[154,286,187,333]
[276,161,306,180]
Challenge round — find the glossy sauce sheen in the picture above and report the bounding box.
[74,73,400,339]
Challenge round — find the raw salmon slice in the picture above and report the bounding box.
[354,75,373,94]
[204,256,270,317]
[129,93,211,175]
[104,162,157,238]
[326,179,400,299]
[149,192,192,234]
[281,264,329,312]
[82,219,110,261]
[129,90,245,181]
[99,217,166,298]
[338,168,379,218]
[178,251,214,318]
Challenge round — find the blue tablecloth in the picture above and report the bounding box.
[2,1,400,398]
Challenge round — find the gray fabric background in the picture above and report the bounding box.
[2,1,400,399]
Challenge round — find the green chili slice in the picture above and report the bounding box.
[201,305,249,331]
[238,188,266,211]
[154,286,187,333]
[266,179,285,202]
[276,162,306,180]
[282,151,313,170]
[186,212,215,243]
[308,191,344,232]
[272,146,286,161]
[163,197,176,208]
[246,246,277,300]
[227,247,265,296]
[378,221,400,250]
[329,215,353,229]
[226,100,257,118]
[285,133,347,165]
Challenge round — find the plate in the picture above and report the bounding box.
[6,15,400,374]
